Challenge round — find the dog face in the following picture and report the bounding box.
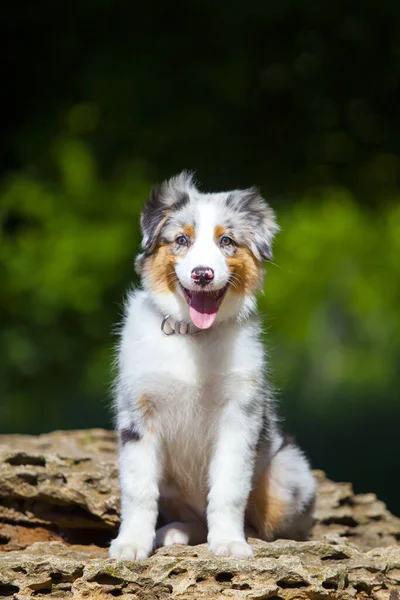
[136,172,279,328]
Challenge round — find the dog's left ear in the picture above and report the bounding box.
[250,192,279,261]
[228,188,280,261]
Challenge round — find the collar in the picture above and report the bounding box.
[161,315,201,336]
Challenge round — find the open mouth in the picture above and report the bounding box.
[181,284,229,329]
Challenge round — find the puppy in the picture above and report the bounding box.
[110,172,315,560]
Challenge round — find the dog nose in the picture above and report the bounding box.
[191,266,214,286]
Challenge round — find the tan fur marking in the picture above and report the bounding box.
[227,247,263,295]
[214,225,226,239]
[145,243,177,294]
[183,224,195,239]
[137,393,155,421]
[246,469,286,540]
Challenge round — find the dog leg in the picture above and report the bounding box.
[207,401,259,558]
[109,428,161,561]
[247,439,316,541]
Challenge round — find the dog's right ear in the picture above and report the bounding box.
[140,185,167,255]
[135,171,195,274]
[135,186,166,274]
[140,171,194,254]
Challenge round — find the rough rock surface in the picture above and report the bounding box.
[0,429,399,599]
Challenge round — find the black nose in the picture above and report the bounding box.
[191,266,214,286]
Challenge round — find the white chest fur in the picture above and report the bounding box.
[116,290,265,503]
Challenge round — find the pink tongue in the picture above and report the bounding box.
[189,292,218,329]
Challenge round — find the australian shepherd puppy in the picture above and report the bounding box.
[110,172,315,561]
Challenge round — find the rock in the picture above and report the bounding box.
[0,539,399,599]
[0,429,399,599]
[0,429,119,551]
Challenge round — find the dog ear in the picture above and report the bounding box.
[251,195,279,261]
[135,186,166,274]
[135,172,194,273]
[246,189,279,261]
[140,184,167,254]
[227,188,279,261]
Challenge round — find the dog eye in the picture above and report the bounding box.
[220,235,234,247]
[175,235,189,246]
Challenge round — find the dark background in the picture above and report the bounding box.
[1,1,399,514]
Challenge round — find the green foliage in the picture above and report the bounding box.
[0,139,147,431]
[263,193,400,414]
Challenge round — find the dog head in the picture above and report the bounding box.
[136,172,279,329]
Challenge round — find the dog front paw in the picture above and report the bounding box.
[109,537,153,561]
[208,539,253,558]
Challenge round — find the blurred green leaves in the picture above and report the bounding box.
[262,192,400,413]
[0,139,147,431]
